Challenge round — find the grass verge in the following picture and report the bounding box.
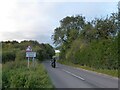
[58,60,118,78]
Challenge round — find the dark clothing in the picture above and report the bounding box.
[51,58,56,68]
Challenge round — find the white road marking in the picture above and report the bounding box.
[75,67,118,80]
[62,69,85,81]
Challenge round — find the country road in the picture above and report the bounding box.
[43,60,119,88]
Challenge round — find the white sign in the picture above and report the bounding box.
[26,52,36,57]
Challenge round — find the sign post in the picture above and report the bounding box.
[28,57,30,68]
[33,57,35,68]
[26,46,36,69]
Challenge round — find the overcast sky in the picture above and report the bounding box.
[0,0,119,46]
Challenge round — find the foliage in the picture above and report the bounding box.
[2,51,16,63]
[52,11,119,70]
[2,60,54,88]
[2,40,55,63]
[2,40,55,88]
[52,15,85,46]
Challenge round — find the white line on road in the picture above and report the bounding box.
[62,69,85,81]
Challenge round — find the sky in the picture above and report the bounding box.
[0,0,119,47]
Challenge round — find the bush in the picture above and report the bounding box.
[2,51,16,63]
[63,38,118,70]
[15,50,26,61]
[37,49,44,61]
[2,60,53,88]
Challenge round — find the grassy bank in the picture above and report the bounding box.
[58,60,118,78]
[2,60,54,88]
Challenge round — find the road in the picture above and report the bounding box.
[43,60,119,88]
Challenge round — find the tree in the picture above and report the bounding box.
[118,2,120,34]
[52,8,119,70]
[92,15,118,40]
[80,22,97,43]
[2,40,55,63]
[52,15,86,47]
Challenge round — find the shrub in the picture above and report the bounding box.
[15,50,26,61]
[2,51,16,63]
[63,38,118,70]
[2,60,53,88]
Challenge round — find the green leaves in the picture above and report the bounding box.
[2,61,53,88]
[2,40,55,88]
[62,38,118,70]
[52,15,85,46]
[2,40,55,63]
[2,51,16,63]
[53,12,119,70]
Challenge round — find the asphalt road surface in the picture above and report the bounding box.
[43,60,119,88]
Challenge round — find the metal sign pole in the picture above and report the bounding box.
[28,57,29,68]
[32,57,35,68]
[26,46,36,69]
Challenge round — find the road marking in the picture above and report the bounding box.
[62,69,85,81]
[75,67,118,80]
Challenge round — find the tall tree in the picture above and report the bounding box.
[52,15,86,47]
[118,1,120,34]
[91,15,118,40]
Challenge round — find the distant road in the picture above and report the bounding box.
[43,60,118,88]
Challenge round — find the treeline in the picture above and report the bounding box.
[2,40,55,63]
[52,8,119,69]
[2,40,55,88]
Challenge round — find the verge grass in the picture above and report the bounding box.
[59,60,118,78]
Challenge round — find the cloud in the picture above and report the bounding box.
[0,0,56,45]
[0,0,17,32]
[38,0,120,2]
[0,0,119,46]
